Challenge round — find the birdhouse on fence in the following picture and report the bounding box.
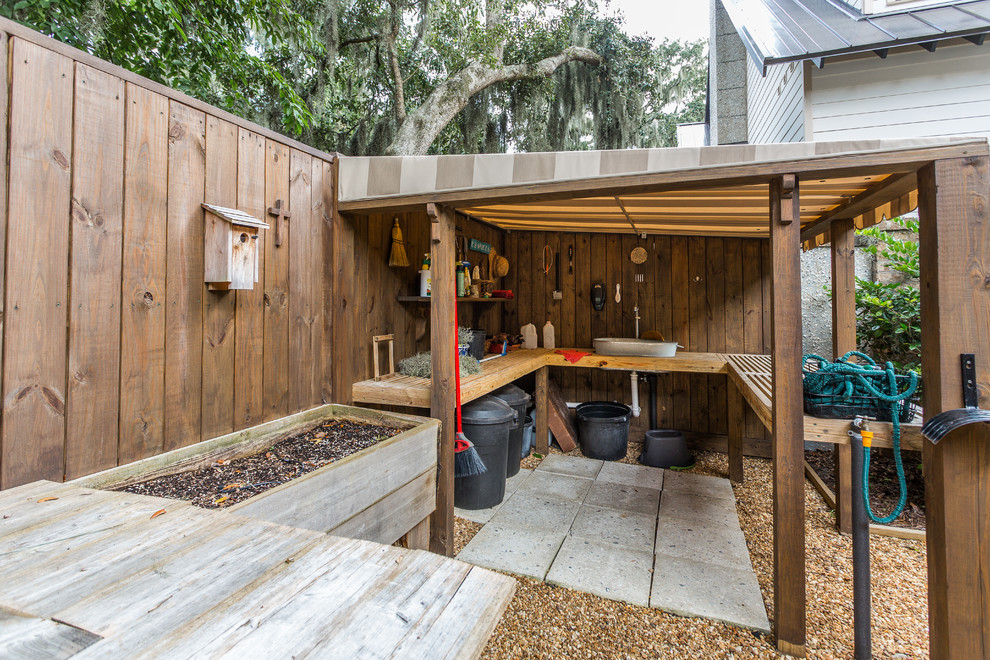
[202,203,269,291]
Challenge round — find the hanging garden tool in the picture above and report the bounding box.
[453,300,486,477]
[388,217,409,267]
[922,353,990,443]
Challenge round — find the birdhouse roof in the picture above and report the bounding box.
[201,203,270,229]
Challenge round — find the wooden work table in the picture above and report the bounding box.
[352,348,921,458]
[352,348,727,410]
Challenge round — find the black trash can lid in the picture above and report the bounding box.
[461,395,516,425]
[490,383,531,408]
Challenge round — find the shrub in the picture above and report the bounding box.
[854,217,921,375]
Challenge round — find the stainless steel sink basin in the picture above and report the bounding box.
[593,338,681,358]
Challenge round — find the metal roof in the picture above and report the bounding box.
[720,0,990,72]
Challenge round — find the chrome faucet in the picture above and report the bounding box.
[634,305,640,339]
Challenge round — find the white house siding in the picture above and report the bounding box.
[809,42,990,142]
[747,56,805,144]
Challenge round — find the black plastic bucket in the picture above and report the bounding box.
[576,401,631,461]
[468,329,487,361]
[639,429,693,468]
[490,384,531,477]
[454,395,515,510]
[521,414,535,459]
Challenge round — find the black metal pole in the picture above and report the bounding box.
[850,427,872,660]
[647,374,658,430]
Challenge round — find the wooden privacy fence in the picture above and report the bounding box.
[0,25,336,489]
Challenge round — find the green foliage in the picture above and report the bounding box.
[854,217,921,375]
[6,0,707,155]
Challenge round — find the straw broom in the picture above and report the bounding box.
[388,217,410,267]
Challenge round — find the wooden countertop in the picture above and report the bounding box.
[352,349,727,408]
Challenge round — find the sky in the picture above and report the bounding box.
[607,0,710,43]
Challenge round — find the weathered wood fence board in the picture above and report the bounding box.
[119,83,169,465]
[1,39,74,487]
[0,32,337,489]
[66,62,125,479]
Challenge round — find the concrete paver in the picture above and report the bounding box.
[651,553,771,632]
[662,469,735,501]
[584,480,660,515]
[535,454,603,480]
[516,469,594,502]
[546,536,654,607]
[658,490,741,526]
[457,519,566,581]
[456,454,768,633]
[571,505,656,552]
[597,461,664,490]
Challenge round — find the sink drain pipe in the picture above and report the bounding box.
[629,372,641,418]
[849,417,872,660]
[646,374,658,429]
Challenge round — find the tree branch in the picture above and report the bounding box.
[386,0,406,124]
[340,34,380,48]
[386,46,603,155]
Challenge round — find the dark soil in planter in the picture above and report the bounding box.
[805,447,926,530]
[119,419,402,509]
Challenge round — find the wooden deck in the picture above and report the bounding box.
[0,481,515,659]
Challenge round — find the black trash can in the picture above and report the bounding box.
[639,429,693,468]
[468,329,487,361]
[489,384,531,477]
[454,395,516,510]
[576,401,631,461]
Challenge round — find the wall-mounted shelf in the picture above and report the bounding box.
[397,296,509,303]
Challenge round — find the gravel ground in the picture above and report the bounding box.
[461,445,929,659]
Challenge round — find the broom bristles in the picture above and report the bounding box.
[389,218,410,267]
[454,433,487,477]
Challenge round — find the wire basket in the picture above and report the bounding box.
[802,369,919,423]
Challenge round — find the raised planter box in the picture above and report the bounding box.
[72,404,439,547]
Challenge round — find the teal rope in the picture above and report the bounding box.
[803,351,918,524]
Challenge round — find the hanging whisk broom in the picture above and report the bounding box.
[389,217,410,267]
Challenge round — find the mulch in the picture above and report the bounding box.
[805,446,927,530]
[119,419,402,509]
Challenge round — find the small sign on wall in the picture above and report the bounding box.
[469,238,492,254]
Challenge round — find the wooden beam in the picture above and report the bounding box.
[614,196,640,234]
[429,204,457,557]
[800,171,917,243]
[769,175,807,657]
[728,379,745,483]
[535,367,550,454]
[830,218,856,534]
[337,141,988,214]
[330,161,356,406]
[917,156,990,660]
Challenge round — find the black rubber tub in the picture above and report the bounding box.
[576,401,631,461]
[489,383,531,478]
[454,395,516,510]
[639,429,693,468]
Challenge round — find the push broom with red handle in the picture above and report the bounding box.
[453,300,486,477]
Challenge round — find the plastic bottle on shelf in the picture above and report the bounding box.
[521,323,538,349]
[419,254,431,297]
[543,321,556,349]
[456,263,466,297]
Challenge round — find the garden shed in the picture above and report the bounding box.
[334,140,989,658]
[0,15,987,660]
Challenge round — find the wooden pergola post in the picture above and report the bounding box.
[830,218,857,534]
[769,174,807,657]
[917,156,990,660]
[427,203,457,557]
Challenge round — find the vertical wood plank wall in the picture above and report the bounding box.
[0,33,336,489]
[504,232,773,440]
[343,212,505,387]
